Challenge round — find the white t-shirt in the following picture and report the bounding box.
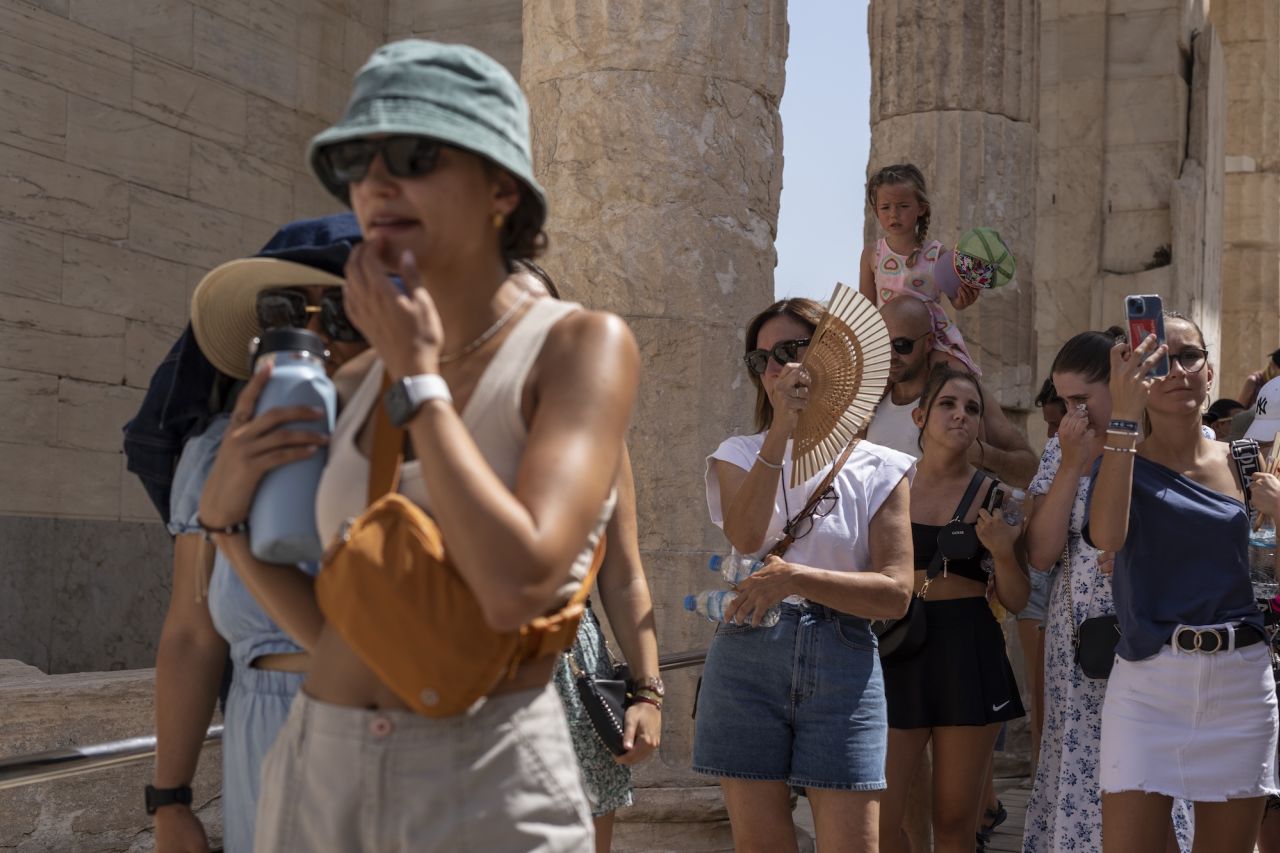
[865,394,922,460]
[705,434,915,577]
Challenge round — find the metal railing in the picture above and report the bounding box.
[0,649,706,791]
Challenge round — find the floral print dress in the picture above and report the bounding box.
[1021,437,1192,852]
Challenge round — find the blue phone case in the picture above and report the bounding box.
[1125,294,1169,378]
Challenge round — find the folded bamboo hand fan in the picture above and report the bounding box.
[790,283,892,488]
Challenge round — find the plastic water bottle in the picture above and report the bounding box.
[1002,488,1027,526]
[1249,514,1277,600]
[683,590,780,627]
[708,553,764,586]
[248,328,336,564]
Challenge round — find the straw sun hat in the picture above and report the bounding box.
[190,213,361,380]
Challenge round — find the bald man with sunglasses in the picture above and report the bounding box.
[865,297,1036,487]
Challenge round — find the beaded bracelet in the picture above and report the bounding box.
[196,516,249,541]
[755,453,784,470]
[1109,418,1140,433]
[629,694,662,711]
[1105,428,1140,438]
[1103,444,1137,454]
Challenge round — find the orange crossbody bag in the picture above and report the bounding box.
[315,381,605,718]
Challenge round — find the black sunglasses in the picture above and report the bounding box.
[315,136,443,188]
[783,485,839,541]
[890,332,932,355]
[255,287,364,343]
[744,338,811,375]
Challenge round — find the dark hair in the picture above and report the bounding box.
[1269,349,1280,370]
[515,258,561,299]
[483,162,547,262]
[1205,397,1243,424]
[1050,326,1126,385]
[1162,310,1206,347]
[745,298,824,433]
[1034,377,1064,410]
[916,365,984,451]
[866,163,931,267]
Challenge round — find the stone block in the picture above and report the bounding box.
[1220,247,1280,396]
[299,10,347,69]
[57,379,145,453]
[293,174,345,221]
[242,94,322,173]
[1107,9,1183,79]
[0,143,128,241]
[0,367,58,448]
[24,0,69,14]
[120,456,160,522]
[0,65,66,160]
[68,0,195,66]
[1056,14,1108,82]
[1052,145,1106,215]
[65,95,193,196]
[62,236,191,329]
[1056,80,1105,148]
[0,666,223,851]
[0,223,62,303]
[1224,172,1280,249]
[0,443,121,518]
[0,2,132,109]
[1104,76,1188,148]
[128,186,252,271]
[1110,0,1180,11]
[296,53,351,120]
[1101,208,1173,274]
[1212,0,1280,44]
[1103,143,1180,211]
[1222,39,1280,109]
[132,52,247,147]
[0,294,125,385]
[193,8,297,106]
[398,1,524,78]
[125,319,184,390]
[208,0,300,48]
[343,19,381,73]
[188,138,294,224]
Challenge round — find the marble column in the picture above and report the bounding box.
[522,2,790,850]
[1212,0,1280,399]
[866,0,1039,409]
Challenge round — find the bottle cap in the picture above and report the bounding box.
[683,594,696,611]
[708,555,723,571]
[1010,488,1026,499]
[252,328,329,364]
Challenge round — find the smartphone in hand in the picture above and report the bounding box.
[1124,294,1169,378]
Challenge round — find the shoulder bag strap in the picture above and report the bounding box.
[367,372,404,505]
[924,470,988,580]
[1229,438,1261,513]
[767,440,860,559]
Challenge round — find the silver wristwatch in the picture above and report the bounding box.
[384,374,452,427]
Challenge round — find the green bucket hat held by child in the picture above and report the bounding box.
[307,39,547,235]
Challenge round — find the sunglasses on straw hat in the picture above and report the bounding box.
[255,287,364,343]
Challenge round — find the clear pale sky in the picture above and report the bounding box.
[774,1,871,302]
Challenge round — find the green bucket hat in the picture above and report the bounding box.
[307,40,547,230]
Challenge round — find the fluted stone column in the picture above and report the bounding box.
[1213,0,1280,398]
[866,0,1039,409]
[522,3,789,850]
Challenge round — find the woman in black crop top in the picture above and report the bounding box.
[878,368,1030,853]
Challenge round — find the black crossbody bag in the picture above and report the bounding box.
[874,471,988,661]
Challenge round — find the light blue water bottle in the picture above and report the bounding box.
[248,328,336,564]
[708,553,764,586]
[683,590,781,627]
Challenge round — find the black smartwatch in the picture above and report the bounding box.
[145,784,193,815]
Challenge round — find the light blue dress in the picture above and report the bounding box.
[168,415,316,853]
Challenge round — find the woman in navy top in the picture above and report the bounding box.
[1088,312,1279,853]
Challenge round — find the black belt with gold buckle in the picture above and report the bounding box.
[1169,623,1265,653]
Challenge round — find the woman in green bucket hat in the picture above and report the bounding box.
[196,40,639,851]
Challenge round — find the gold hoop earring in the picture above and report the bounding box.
[492,212,505,229]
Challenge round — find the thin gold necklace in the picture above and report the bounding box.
[438,290,531,364]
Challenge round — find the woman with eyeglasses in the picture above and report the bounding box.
[194,41,637,851]
[1087,313,1278,853]
[695,297,915,852]
[877,366,1028,853]
[152,214,368,853]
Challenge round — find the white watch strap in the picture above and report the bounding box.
[404,373,452,407]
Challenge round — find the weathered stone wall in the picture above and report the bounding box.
[385,0,523,77]
[866,0,1039,411]
[0,0,362,673]
[522,1,789,848]
[1213,0,1280,399]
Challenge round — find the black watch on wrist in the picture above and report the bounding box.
[145,784,192,815]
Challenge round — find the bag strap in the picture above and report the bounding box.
[767,440,859,559]
[924,469,989,580]
[368,372,403,505]
[1229,438,1261,513]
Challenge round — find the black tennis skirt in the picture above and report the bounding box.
[882,596,1026,729]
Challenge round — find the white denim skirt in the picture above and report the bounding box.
[1100,637,1280,801]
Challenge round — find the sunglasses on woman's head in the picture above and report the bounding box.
[890,332,931,355]
[316,136,443,187]
[255,287,364,343]
[744,338,811,375]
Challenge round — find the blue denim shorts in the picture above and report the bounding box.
[692,602,887,791]
[1018,565,1059,624]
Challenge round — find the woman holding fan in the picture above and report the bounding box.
[694,296,915,852]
